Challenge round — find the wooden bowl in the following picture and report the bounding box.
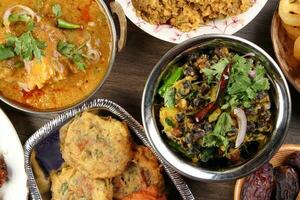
[234,144,300,200]
[271,11,300,92]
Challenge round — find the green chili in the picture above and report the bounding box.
[158,66,183,97]
[57,18,81,29]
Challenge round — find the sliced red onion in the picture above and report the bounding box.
[243,52,255,58]
[3,5,41,32]
[248,70,256,78]
[234,108,247,148]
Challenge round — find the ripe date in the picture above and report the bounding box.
[241,163,274,200]
[273,166,299,200]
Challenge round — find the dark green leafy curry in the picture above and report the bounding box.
[157,47,273,168]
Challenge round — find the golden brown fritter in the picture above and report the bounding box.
[50,166,113,200]
[113,146,165,199]
[60,112,133,179]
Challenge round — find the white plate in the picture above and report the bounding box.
[117,0,268,43]
[0,109,28,200]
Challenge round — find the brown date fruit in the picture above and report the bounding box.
[286,152,300,173]
[241,163,274,200]
[273,166,299,200]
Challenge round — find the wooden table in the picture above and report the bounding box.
[2,0,299,199]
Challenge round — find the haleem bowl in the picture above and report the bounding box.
[142,34,291,181]
[0,0,126,114]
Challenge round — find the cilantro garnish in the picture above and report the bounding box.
[6,31,46,61]
[52,4,62,18]
[57,41,86,70]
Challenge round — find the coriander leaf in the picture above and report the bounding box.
[73,53,86,70]
[0,46,15,61]
[202,58,229,84]
[6,31,46,61]
[200,148,215,162]
[57,41,76,57]
[164,87,175,108]
[52,4,62,18]
[202,133,229,149]
[57,41,87,70]
[213,112,232,136]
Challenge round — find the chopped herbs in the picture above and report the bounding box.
[60,182,68,195]
[57,41,86,70]
[202,58,229,84]
[52,4,62,18]
[0,45,15,61]
[6,31,46,61]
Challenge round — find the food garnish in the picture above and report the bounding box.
[57,41,86,70]
[57,19,82,29]
[157,47,273,167]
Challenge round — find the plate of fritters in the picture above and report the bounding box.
[24,99,194,200]
[117,0,268,43]
[0,108,28,200]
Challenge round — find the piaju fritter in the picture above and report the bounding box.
[157,47,273,167]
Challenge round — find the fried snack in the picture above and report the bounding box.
[132,0,253,32]
[282,22,300,40]
[60,112,133,179]
[0,155,7,187]
[113,146,165,199]
[50,166,113,200]
[121,186,167,200]
[294,36,300,60]
[279,0,300,26]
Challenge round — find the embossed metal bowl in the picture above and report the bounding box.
[24,99,195,200]
[142,35,291,182]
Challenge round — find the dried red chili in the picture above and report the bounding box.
[194,63,232,122]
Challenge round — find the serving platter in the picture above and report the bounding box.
[24,99,195,200]
[0,108,28,200]
[117,0,269,43]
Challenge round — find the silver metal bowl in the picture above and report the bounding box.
[142,34,291,182]
[0,0,127,114]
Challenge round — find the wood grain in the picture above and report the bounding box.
[1,0,297,199]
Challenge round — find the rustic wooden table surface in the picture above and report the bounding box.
[2,0,299,199]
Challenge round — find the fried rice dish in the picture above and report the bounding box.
[132,0,254,32]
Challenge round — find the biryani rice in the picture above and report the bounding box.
[132,0,253,32]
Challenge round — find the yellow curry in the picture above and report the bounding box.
[0,0,112,110]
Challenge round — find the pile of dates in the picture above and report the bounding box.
[241,152,300,200]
